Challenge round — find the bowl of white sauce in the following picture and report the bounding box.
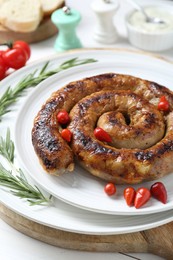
[126,6,173,51]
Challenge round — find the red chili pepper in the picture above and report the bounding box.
[61,129,72,142]
[94,127,112,142]
[57,110,70,125]
[134,187,151,209]
[150,182,167,204]
[124,187,136,207]
[104,183,116,196]
[158,96,169,111]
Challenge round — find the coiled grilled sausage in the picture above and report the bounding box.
[32,73,173,184]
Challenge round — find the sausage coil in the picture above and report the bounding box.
[32,73,173,184]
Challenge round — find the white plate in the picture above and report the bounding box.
[1,48,173,235]
[1,184,173,235]
[13,49,173,215]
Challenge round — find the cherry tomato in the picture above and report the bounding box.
[134,187,151,209]
[124,187,136,207]
[104,183,116,196]
[61,129,72,142]
[150,182,167,204]
[2,48,27,70]
[13,40,31,60]
[0,50,5,57]
[0,56,7,80]
[158,96,169,111]
[0,50,9,70]
[57,110,70,125]
[94,127,112,142]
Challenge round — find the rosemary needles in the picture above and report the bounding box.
[0,57,97,121]
[0,129,52,206]
[0,56,97,205]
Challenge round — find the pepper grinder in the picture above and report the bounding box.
[91,0,119,44]
[51,6,82,51]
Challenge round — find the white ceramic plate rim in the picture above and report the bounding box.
[0,49,173,235]
[1,185,173,235]
[12,49,173,215]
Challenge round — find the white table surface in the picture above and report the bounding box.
[0,0,172,259]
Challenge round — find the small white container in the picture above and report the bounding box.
[91,0,119,44]
[125,5,173,52]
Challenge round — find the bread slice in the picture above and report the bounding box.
[40,0,64,16]
[0,0,43,32]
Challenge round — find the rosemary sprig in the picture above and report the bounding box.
[0,130,52,205]
[0,57,97,205]
[0,128,14,163]
[0,165,52,205]
[0,57,97,120]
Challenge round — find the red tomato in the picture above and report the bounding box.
[13,40,31,60]
[134,187,151,209]
[158,96,169,111]
[94,127,112,142]
[0,50,5,57]
[124,187,136,207]
[104,183,116,196]
[150,182,167,204]
[0,50,9,70]
[0,56,7,80]
[2,48,27,69]
[61,129,72,142]
[57,110,70,125]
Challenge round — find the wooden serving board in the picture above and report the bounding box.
[0,0,65,43]
[0,17,58,44]
[0,203,172,259]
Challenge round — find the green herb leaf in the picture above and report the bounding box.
[0,130,52,206]
[0,128,14,163]
[0,57,97,205]
[0,58,97,121]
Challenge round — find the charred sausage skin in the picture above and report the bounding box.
[32,73,173,184]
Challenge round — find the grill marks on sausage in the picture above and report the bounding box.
[157,140,173,155]
[135,151,154,161]
[32,72,173,183]
[73,130,118,156]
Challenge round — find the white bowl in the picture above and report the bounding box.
[125,5,173,52]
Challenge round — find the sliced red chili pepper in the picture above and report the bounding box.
[124,187,136,207]
[134,187,151,209]
[94,127,112,142]
[61,129,72,142]
[158,96,169,111]
[57,110,70,125]
[104,183,116,196]
[150,182,167,204]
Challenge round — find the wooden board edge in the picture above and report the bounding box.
[0,18,58,44]
[1,203,173,259]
